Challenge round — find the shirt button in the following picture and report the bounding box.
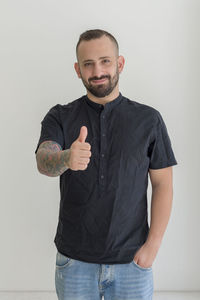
[101,175,104,179]
[101,154,104,157]
[102,133,106,137]
[102,115,105,118]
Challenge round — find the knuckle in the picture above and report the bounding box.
[86,143,91,149]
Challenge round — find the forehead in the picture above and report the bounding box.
[77,36,116,62]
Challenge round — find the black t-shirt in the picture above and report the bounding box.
[35,92,178,264]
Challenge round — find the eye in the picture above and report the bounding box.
[103,59,110,63]
[84,62,92,66]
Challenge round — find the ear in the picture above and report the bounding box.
[74,62,81,78]
[117,55,125,73]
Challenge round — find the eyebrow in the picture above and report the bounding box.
[82,56,111,63]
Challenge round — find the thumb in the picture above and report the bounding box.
[77,126,88,143]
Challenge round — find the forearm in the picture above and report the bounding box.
[37,148,71,177]
[146,183,173,247]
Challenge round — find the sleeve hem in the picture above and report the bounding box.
[35,138,63,154]
[149,161,178,170]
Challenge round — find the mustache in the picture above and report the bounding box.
[89,76,110,81]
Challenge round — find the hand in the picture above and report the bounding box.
[67,126,92,171]
[133,240,161,268]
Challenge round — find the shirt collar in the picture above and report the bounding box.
[83,92,123,112]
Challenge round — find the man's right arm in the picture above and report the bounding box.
[35,141,71,177]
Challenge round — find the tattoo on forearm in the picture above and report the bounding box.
[36,141,70,177]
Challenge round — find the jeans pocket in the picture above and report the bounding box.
[132,259,152,271]
[56,251,73,269]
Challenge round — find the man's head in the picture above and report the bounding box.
[74,29,125,99]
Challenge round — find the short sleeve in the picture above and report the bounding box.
[148,111,178,169]
[35,104,65,154]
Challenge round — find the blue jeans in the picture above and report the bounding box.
[55,251,154,300]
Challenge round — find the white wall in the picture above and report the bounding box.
[0,0,199,292]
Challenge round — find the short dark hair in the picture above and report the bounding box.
[76,29,119,60]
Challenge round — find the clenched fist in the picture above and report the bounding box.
[67,126,92,171]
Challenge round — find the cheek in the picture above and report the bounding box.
[108,64,117,74]
[81,68,90,77]
[79,69,89,80]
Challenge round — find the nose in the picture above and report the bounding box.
[91,63,105,80]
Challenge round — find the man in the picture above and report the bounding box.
[35,29,178,300]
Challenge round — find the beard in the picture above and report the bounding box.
[80,66,119,98]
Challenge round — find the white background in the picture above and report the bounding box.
[0,0,199,292]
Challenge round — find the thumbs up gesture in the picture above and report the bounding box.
[67,126,92,171]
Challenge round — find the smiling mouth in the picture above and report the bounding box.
[91,78,107,84]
